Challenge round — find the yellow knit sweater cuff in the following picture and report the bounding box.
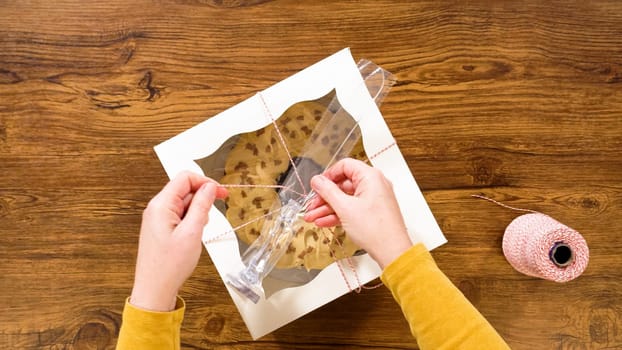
[116,296,185,350]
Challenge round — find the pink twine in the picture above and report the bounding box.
[257,92,307,196]
[219,183,305,198]
[319,227,361,293]
[321,226,384,292]
[471,194,537,214]
[204,207,281,244]
[366,141,396,163]
[473,195,589,283]
[503,213,589,283]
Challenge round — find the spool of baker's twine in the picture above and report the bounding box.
[473,195,589,282]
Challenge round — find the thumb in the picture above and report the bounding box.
[310,175,351,216]
[177,182,217,237]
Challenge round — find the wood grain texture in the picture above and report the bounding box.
[1,0,621,349]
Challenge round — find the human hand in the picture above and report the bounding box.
[303,158,414,269]
[130,171,228,311]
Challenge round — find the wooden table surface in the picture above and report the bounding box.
[2,1,621,349]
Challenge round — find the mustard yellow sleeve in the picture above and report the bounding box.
[381,244,510,350]
[116,296,185,350]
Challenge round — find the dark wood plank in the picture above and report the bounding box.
[1,0,621,349]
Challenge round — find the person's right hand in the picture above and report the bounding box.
[303,158,415,269]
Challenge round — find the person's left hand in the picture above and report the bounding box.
[130,171,228,311]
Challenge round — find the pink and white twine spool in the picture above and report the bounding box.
[473,195,589,282]
[502,213,589,283]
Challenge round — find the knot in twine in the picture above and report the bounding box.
[473,195,589,283]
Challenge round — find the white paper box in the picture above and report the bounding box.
[154,48,446,339]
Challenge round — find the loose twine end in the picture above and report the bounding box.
[471,194,538,214]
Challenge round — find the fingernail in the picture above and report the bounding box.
[311,175,326,189]
[199,182,211,194]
